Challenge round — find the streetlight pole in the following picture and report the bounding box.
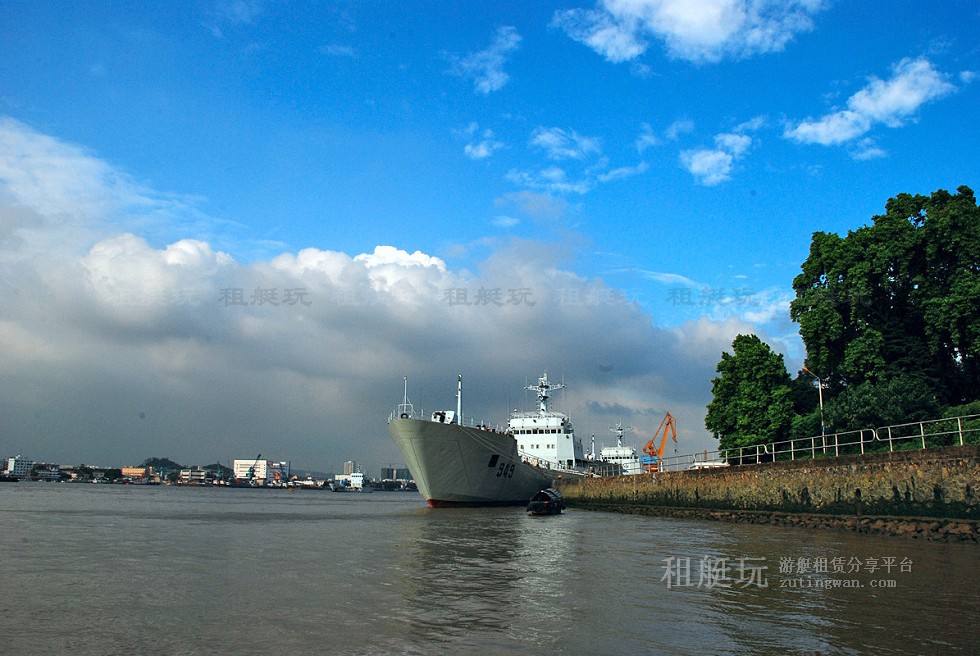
[802,366,826,453]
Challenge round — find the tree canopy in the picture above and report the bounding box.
[705,334,794,452]
[790,185,980,404]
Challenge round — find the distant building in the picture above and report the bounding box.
[179,468,207,484]
[380,466,412,481]
[3,455,33,478]
[232,459,289,485]
[121,466,151,480]
[34,465,63,481]
[343,460,357,476]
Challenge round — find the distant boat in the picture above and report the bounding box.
[0,474,19,483]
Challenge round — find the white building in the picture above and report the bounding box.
[3,455,34,478]
[232,459,289,485]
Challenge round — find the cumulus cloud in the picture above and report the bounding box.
[449,26,522,94]
[680,131,754,185]
[0,117,771,473]
[462,125,506,160]
[785,57,957,148]
[553,0,825,64]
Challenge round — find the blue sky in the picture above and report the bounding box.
[1,1,978,473]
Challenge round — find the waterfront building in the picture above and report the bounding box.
[121,466,152,480]
[232,459,289,485]
[179,468,207,484]
[380,466,412,481]
[3,455,34,478]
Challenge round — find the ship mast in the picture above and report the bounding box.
[610,422,633,447]
[456,374,462,424]
[526,372,565,414]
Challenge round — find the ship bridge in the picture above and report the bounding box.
[509,373,584,470]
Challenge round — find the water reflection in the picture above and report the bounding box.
[393,507,581,652]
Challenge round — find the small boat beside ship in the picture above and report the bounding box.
[387,373,592,507]
[527,488,565,515]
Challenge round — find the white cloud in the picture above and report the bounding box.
[785,57,957,148]
[530,127,602,161]
[850,138,887,161]
[665,119,695,140]
[354,245,446,270]
[506,166,594,195]
[680,149,734,186]
[449,26,522,94]
[714,132,751,156]
[463,127,506,160]
[680,131,754,185]
[636,123,659,153]
[492,215,520,228]
[597,161,649,182]
[635,270,701,286]
[553,0,825,64]
[550,6,648,63]
[508,126,648,194]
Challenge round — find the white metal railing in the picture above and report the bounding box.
[388,405,507,432]
[657,413,980,472]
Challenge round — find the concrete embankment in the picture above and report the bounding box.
[556,445,980,542]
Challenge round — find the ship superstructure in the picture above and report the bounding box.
[599,422,643,475]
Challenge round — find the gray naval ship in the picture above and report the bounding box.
[387,372,592,507]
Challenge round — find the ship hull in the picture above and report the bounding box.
[388,418,558,507]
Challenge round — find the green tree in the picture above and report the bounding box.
[141,457,183,470]
[824,374,940,433]
[791,186,980,405]
[706,334,795,454]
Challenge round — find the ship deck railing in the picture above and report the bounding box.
[389,405,509,433]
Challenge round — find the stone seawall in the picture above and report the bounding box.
[556,445,980,542]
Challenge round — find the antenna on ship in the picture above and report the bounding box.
[611,422,634,448]
[456,374,462,425]
[526,371,566,414]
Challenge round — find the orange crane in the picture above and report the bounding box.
[642,413,677,473]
